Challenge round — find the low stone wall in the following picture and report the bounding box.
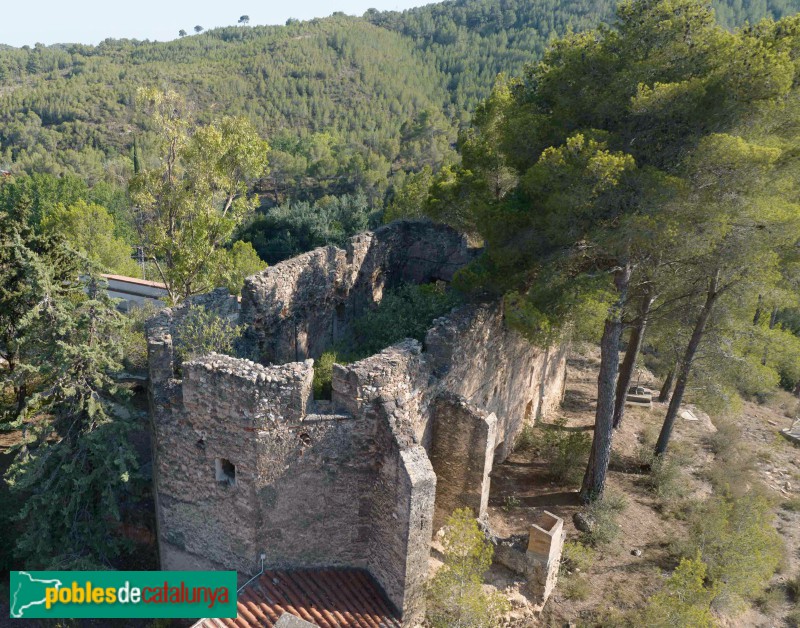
[492,511,565,608]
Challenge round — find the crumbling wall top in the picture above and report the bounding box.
[239,220,477,365]
[182,353,314,426]
[147,219,569,625]
[331,339,429,447]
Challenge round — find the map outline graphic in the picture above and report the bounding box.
[10,571,63,618]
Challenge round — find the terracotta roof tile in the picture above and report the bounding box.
[193,569,401,628]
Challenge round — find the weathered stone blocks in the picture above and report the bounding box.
[147,220,568,625]
[429,394,497,530]
[492,511,565,608]
[239,220,477,365]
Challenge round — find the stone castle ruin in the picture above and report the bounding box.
[146,220,567,625]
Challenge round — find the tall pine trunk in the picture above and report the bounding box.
[753,294,763,326]
[655,270,721,456]
[658,365,676,403]
[761,306,779,366]
[580,262,632,503]
[613,289,654,429]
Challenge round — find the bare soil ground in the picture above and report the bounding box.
[478,346,800,627]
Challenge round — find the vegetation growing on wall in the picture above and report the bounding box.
[312,282,461,399]
[237,192,379,265]
[173,305,244,365]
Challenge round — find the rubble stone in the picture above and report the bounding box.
[146,220,568,625]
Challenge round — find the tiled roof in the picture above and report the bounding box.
[193,569,402,628]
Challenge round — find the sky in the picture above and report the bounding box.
[0,0,431,48]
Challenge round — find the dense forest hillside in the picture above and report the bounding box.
[0,18,453,203]
[370,0,796,112]
[0,0,795,203]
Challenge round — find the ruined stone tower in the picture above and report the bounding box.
[146,221,566,625]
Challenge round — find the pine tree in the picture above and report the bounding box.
[1,208,138,568]
[438,0,800,499]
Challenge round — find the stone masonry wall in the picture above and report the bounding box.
[149,317,437,620]
[429,394,497,531]
[148,221,569,626]
[153,351,318,572]
[240,220,476,364]
[425,304,567,462]
[330,341,437,621]
[152,344,395,575]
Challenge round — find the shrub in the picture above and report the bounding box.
[120,301,160,372]
[582,491,627,547]
[782,497,800,513]
[238,192,377,265]
[703,447,757,496]
[704,417,741,458]
[634,426,658,468]
[645,454,687,503]
[560,540,595,573]
[704,461,757,496]
[348,282,460,359]
[789,609,800,628]
[561,574,590,600]
[514,423,536,451]
[173,305,243,364]
[313,351,339,400]
[426,509,510,628]
[641,556,716,628]
[588,608,634,627]
[787,573,800,603]
[754,586,785,615]
[536,417,591,484]
[681,490,783,609]
[220,240,267,294]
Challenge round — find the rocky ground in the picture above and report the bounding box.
[478,346,800,627]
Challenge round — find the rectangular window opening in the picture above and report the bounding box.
[215,458,236,486]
